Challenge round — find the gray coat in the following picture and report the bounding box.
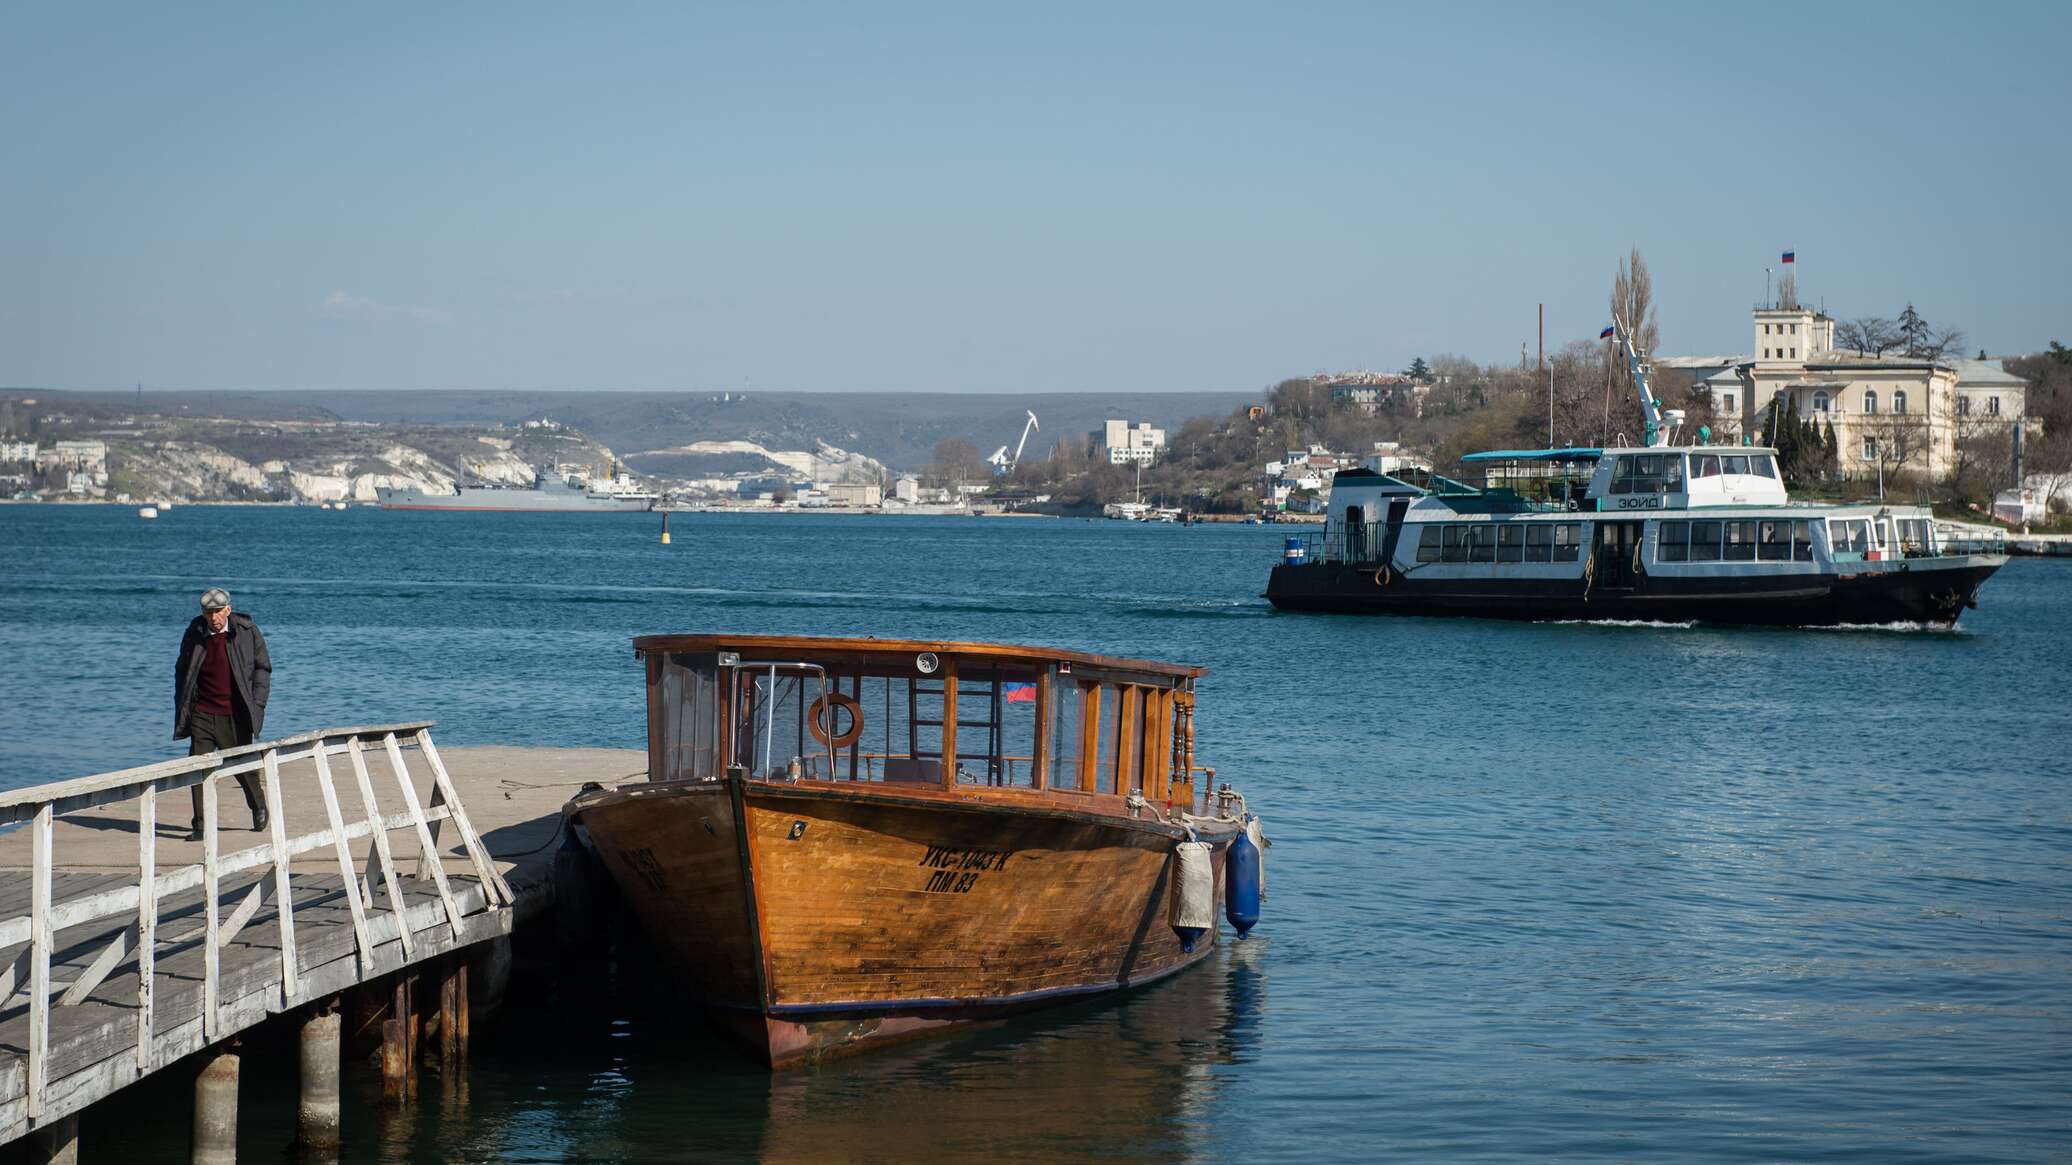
[173,612,272,740]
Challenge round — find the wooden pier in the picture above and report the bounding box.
[0,725,640,1154]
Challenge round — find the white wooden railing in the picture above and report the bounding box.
[0,722,512,1122]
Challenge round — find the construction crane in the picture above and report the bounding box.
[986,410,1041,474]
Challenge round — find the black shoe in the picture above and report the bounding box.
[185,821,203,843]
[252,806,270,832]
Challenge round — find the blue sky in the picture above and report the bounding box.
[5,1,2067,394]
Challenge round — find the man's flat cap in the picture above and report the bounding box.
[199,588,231,610]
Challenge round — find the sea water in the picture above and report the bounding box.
[2,505,2068,1162]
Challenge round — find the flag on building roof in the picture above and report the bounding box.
[1781,251,1796,263]
[1004,683,1037,704]
[1599,325,1616,339]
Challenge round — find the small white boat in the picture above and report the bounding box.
[138,506,159,519]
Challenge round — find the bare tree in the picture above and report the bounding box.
[1856,411,1932,487]
[1835,317,1900,357]
[1918,325,1968,361]
[1607,249,1659,428]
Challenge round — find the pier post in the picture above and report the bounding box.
[380,977,412,1106]
[296,1010,343,1152]
[192,1048,240,1165]
[30,1114,78,1165]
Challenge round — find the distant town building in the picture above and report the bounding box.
[1095,420,1166,465]
[51,439,107,475]
[1362,442,1432,477]
[0,440,36,464]
[1323,372,1429,417]
[1666,302,2029,480]
[893,475,921,504]
[822,482,882,507]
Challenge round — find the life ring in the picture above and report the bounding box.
[1371,565,1392,588]
[808,692,865,750]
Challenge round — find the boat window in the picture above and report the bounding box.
[1724,520,1757,560]
[1723,455,1750,475]
[1792,520,1814,560]
[1828,518,1871,559]
[1441,524,1468,563]
[1050,680,1085,790]
[1657,520,1689,562]
[1343,507,1368,561]
[1758,520,1790,560]
[1496,524,1524,563]
[1611,454,1683,495]
[1751,455,1778,479]
[1524,523,1554,562]
[659,654,723,781]
[1416,524,1444,563]
[1552,523,1582,562]
[1693,454,1721,479]
[1467,525,1496,563]
[1688,521,1723,561]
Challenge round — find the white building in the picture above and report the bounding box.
[893,476,921,504]
[0,440,37,464]
[51,439,108,474]
[1671,303,2027,481]
[822,482,882,507]
[1096,420,1166,465]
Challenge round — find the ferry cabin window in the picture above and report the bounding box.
[1416,524,1444,563]
[1610,454,1682,495]
[1829,519,1871,558]
[1660,520,1814,563]
[1657,521,1689,562]
[1751,454,1778,478]
[1420,523,1580,565]
[1687,520,1723,561]
[1692,454,1721,479]
[1466,524,1496,563]
[1723,520,1756,560]
[1722,455,1750,475]
[1497,524,1524,563]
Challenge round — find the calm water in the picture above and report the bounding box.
[3,505,2070,1162]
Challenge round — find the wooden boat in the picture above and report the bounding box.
[570,634,1265,1068]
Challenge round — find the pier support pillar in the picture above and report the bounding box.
[192,1049,239,1165]
[380,977,414,1106]
[436,959,468,1065]
[297,1010,343,1152]
[31,1114,78,1165]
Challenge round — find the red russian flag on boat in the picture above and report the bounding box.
[1782,251,1796,263]
[1599,325,1615,339]
[1004,683,1037,704]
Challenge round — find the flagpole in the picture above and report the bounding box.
[1764,266,1772,309]
[1541,303,1550,448]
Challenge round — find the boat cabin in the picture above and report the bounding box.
[632,635,1208,811]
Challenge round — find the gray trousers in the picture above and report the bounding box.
[188,711,263,824]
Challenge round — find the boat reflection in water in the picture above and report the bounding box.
[751,939,1266,1164]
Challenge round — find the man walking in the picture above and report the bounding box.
[174,588,273,839]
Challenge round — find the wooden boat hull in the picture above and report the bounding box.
[575,774,1233,1067]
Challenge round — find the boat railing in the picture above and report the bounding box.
[1934,523,2008,556]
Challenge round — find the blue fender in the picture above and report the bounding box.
[1225,828,1261,936]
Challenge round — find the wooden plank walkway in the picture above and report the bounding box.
[0,730,643,1147]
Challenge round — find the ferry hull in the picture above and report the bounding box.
[1265,555,2006,627]
[575,775,1229,1067]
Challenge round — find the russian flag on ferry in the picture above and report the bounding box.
[1599,325,1615,339]
[1782,250,1796,263]
[1004,683,1037,704]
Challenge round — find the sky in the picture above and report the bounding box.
[4,1,2068,395]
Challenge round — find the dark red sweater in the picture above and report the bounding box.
[195,630,236,716]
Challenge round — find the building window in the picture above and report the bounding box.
[1958,395,1971,416]
[1813,391,1830,413]
[1723,392,1737,412]
[1862,437,1878,461]
[1989,396,2002,416]
[1790,347,1797,359]
[1763,324,1770,335]
[1893,390,1907,414]
[1863,390,1879,414]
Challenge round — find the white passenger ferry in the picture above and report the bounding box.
[1265,325,2008,627]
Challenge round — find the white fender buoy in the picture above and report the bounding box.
[1170,841,1215,952]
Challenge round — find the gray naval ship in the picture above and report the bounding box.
[377,468,658,513]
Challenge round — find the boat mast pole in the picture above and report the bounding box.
[1541,303,1550,448]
